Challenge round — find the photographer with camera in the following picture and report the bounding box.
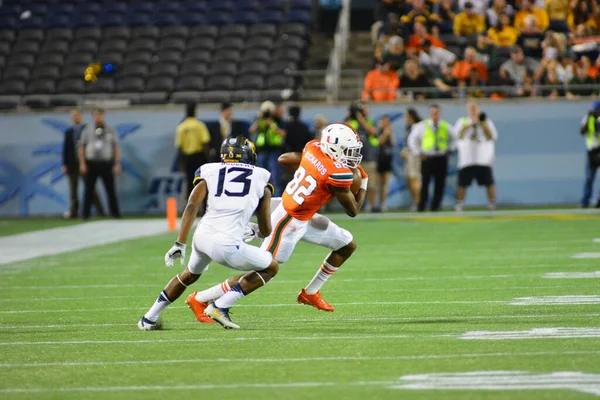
[78,108,122,220]
[579,102,600,208]
[454,101,498,212]
[250,101,286,196]
[346,101,378,211]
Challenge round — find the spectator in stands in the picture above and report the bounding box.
[488,13,520,47]
[542,31,567,63]
[434,0,459,32]
[400,0,441,33]
[79,108,121,220]
[376,0,406,22]
[380,36,408,72]
[251,102,286,195]
[540,64,565,98]
[207,102,247,162]
[567,66,598,98]
[580,56,599,79]
[568,0,598,33]
[475,34,496,68]
[419,39,457,74]
[486,0,515,28]
[362,62,400,102]
[514,0,549,32]
[400,59,432,99]
[555,55,575,82]
[312,114,328,139]
[453,47,488,84]
[62,109,105,219]
[544,0,570,22]
[500,47,542,86]
[406,21,446,52]
[453,2,486,37]
[518,70,535,97]
[283,105,312,153]
[458,0,488,16]
[401,108,423,211]
[433,64,459,97]
[376,13,404,44]
[375,115,396,212]
[517,15,545,58]
[175,103,211,198]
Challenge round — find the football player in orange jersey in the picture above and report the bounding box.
[261,123,368,311]
[185,123,367,318]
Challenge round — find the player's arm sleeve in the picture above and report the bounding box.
[192,166,204,186]
[327,168,354,188]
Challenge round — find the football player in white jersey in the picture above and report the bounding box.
[138,137,279,330]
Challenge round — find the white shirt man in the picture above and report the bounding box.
[453,102,499,211]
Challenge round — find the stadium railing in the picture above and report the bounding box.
[325,0,350,103]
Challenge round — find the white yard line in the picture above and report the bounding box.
[0,300,509,314]
[2,313,600,330]
[0,275,521,290]
[543,272,600,279]
[0,220,169,265]
[572,253,600,259]
[2,350,599,369]
[0,286,570,303]
[0,334,445,346]
[0,381,395,394]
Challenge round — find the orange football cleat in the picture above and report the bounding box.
[297,289,335,312]
[185,292,215,323]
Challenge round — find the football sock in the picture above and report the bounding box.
[144,290,172,322]
[214,283,245,309]
[305,260,339,295]
[195,280,230,303]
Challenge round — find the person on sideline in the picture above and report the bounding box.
[408,104,458,212]
[401,108,423,211]
[580,103,600,208]
[78,108,121,220]
[454,101,499,211]
[62,109,105,219]
[375,115,396,212]
[176,103,211,198]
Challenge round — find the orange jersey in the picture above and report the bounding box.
[282,140,353,221]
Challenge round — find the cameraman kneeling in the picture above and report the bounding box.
[454,101,498,212]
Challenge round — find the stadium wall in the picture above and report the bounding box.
[0,101,589,216]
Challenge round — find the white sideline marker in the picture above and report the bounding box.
[511,296,600,305]
[543,272,600,279]
[391,371,600,396]
[572,253,600,259]
[593,238,600,243]
[461,327,600,340]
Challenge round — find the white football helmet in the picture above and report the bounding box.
[319,123,363,168]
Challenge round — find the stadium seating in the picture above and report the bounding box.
[0,0,311,108]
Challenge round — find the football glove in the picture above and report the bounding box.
[243,222,264,243]
[357,165,369,191]
[165,241,186,267]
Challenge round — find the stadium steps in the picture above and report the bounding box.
[300,32,331,101]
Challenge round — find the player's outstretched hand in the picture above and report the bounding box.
[243,222,264,243]
[165,241,186,267]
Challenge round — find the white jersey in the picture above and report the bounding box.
[453,117,498,169]
[195,162,271,245]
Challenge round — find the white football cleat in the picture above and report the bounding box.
[204,303,240,329]
[137,316,162,331]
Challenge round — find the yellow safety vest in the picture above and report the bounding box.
[587,115,597,148]
[256,120,283,148]
[348,119,378,147]
[422,120,449,151]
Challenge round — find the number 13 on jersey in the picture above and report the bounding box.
[285,166,317,205]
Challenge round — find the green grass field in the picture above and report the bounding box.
[1,214,600,399]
